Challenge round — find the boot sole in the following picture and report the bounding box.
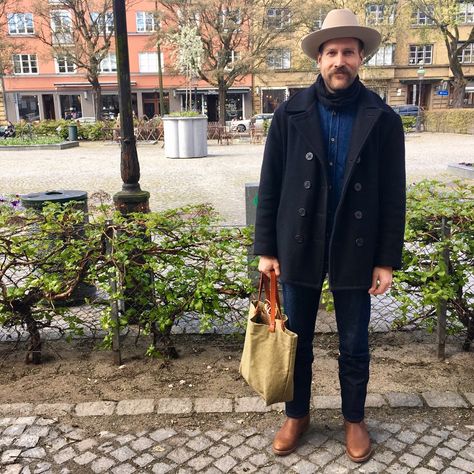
[272,425,310,456]
[346,447,374,463]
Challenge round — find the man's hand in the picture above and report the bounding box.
[368,266,393,295]
[258,256,280,278]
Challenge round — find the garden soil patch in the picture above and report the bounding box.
[0,331,473,405]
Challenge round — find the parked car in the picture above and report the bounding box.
[229,113,274,132]
[391,105,423,117]
[0,121,16,139]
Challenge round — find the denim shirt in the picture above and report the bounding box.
[317,101,356,232]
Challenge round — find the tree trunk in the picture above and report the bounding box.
[25,315,42,364]
[91,78,102,120]
[218,81,227,126]
[450,78,466,108]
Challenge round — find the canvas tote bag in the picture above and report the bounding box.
[239,271,298,405]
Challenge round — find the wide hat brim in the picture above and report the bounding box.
[301,25,381,59]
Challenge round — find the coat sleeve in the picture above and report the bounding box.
[253,108,286,257]
[374,112,406,269]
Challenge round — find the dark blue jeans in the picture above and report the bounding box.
[282,282,371,422]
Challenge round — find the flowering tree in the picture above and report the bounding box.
[170,25,203,111]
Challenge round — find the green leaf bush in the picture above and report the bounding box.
[424,109,474,134]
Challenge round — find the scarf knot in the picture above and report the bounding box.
[315,74,361,109]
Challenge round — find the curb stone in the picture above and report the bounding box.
[0,391,472,418]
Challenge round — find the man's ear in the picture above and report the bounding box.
[317,53,322,65]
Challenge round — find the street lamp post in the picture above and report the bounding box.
[416,64,426,132]
[112,0,150,214]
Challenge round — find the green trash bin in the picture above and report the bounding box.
[68,123,78,141]
[21,190,96,304]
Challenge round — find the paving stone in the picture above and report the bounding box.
[420,434,443,446]
[442,468,466,474]
[152,462,175,474]
[464,392,474,406]
[411,423,429,433]
[427,455,445,470]
[358,459,388,472]
[245,434,268,449]
[186,435,213,452]
[0,404,33,416]
[53,446,76,464]
[321,439,345,456]
[205,429,226,441]
[365,393,386,407]
[295,443,316,456]
[0,436,14,447]
[460,446,474,461]
[24,426,50,438]
[386,464,410,474]
[271,402,285,411]
[248,452,269,467]
[65,429,87,441]
[116,399,154,416]
[21,467,32,474]
[75,401,116,417]
[292,459,319,473]
[432,428,450,439]
[156,398,192,414]
[91,456,116,473]
[223,433,246,447]
[386,392,423,407]
[385,437,407,452]
[110,446,136,462]
[134,453,154,467]
[74,451,97,465]
[452,429,472,441]
[184,428,201,437]
[15,433,40,448]
[371,429,391,443]
[451,456,474,472]
[396,430,420,444]
[149,428,177,442]
[3,424,26,437]
[320,463,351,473]
[75,437,98,452]
[111,463,136,474]
[1,449,22,464]
[167,446,195,464]
[444,437,468,451]
[187,454,214,470]
[208,443,231,458]
[379,422,402,434]
[436,446,457,459]
[373,450,396,465]
[0,417,14,426]
[33,461,52,473]
[230,443,255,460]
[167,435,188,447]
[235,396,272,412]
[312,395,340,409]
[15,417,36,425]
[214,454,238,472]
[410,443,432,457]
[233,461,258,473]
[3,465,22,474]
[195,398,233,413]
[21,446,46,459]
[422,391,468,408]
[49,436,68,452]
[130,436,153,452]
[34,404,73,417]
[413,468,437,474]
[399,453,422,468]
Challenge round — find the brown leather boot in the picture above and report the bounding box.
[344,420,373,463]
[272,414,310,456]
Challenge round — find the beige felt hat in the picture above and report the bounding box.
[301,9,381,59]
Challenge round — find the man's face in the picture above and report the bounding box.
[317,38,363,93]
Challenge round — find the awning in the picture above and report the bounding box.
[53,81,136,88]
[466,82,474,93]
[175,88,250,95]
[399,78,444,85]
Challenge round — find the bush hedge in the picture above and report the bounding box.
[423,109,474,134]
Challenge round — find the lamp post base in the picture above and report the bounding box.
[113,189,150,215]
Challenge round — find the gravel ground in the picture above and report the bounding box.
[0,132,472,225]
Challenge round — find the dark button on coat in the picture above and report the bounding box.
[254,82,406,290]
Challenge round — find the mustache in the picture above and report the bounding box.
[330,67,350,76]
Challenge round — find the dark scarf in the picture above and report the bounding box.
[315,74,362,109]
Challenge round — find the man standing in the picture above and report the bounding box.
[254,9,406,463]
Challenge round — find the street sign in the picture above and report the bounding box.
[437,90,449,96]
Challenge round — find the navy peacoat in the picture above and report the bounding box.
[254,81,406,290]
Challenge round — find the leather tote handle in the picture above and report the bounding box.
[257,271,283,333]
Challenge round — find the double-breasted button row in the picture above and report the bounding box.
[295,234,304,243]
[354,210,363,219]
[354,182,362,191]
[304,180,311,189]
[305,152,313,161]
[298,208,306,217]
[355,237,364,247]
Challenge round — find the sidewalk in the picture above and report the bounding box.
[1,394,474,473]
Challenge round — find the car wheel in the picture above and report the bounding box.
[237,124,246,132]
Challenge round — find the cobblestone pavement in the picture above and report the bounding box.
[0,132,472,225]
[1,396,474,473]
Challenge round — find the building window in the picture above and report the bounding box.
[366,4,394,25]
[90,12,114,34]
[219,9,241,32]
[7,13,34,34]
[458,2,474,23]
[266,8,291,29]
[56,55,75,73]
[60,95,82,119]
[262,88,286,113]
[18,95,39,121]
[136,11,158,32]
[267,49,291,69]
[458,42,474,63]
[409,44,433,65]
[51,10,73,43]
[367,44,395,66]
[100,53,116,72]
[313,8,327,29]
[412,7,435,25]
[138,52,164,73]
[13,54,38,74]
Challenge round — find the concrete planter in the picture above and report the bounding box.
[163,115,208,158]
